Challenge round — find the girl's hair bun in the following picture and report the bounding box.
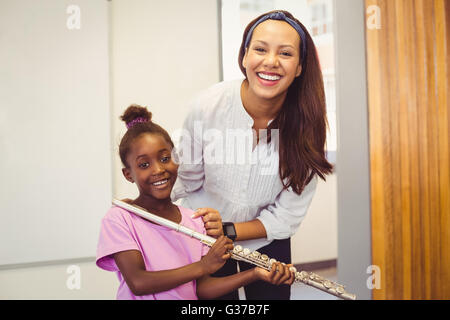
[118,104,174,167]
[120,104,152,128]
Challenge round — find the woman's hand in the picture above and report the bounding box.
[253,262,296,286]
[199,236,233,275]
[192,207,224,238]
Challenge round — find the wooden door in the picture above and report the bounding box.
[366,0,450,299]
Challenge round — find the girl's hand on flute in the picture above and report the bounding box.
[192,207,224,238]
[253,262,296,286]
[199,236,233,274]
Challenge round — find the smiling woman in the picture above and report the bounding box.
[242,17,303,97]
[241,19,303,127]
[172,10,333,300]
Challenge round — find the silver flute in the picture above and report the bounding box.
[112,199,356,300]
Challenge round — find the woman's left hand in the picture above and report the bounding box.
[192,207,224,238]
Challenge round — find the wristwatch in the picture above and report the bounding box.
[222,222,237,241]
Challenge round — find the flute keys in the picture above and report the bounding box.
[323,281,332,289]
[233,245,243,254]
[296,271,307,281]
[251,251,261,259]
[260,254,269,261]
[336,286,345,295]
[289,266,297,273]
[269,258,277,266]
[243,248,251,256]
[299,271,309,280]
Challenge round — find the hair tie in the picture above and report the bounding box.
[244,11,307,61]
[126,117,148,129]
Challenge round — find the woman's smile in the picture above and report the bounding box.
[256,71,283,86]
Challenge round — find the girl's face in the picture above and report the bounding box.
[122,133,178,201]
[242,19,302,102]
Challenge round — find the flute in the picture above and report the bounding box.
[112,199,357,300]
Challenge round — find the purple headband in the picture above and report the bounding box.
[126,117,148,129]
[244,11,307,61]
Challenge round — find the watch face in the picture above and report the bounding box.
[225,224,236,238]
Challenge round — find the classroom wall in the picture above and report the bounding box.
[0,0,112,266]
[110,0,222,200]
[292,174,338,264]
[0,260,117,300]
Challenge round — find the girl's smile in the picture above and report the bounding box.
[122,133,178,203]
[150,178,170,188]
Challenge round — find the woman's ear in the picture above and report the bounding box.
[295,63,302,78]
[122,167,134,183]
[242,48,249,69]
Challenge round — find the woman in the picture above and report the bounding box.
[172,10,333,300]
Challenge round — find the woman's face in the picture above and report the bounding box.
[242,19,302,102]
[122,133,178,201]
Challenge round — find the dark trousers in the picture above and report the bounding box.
[210,238,291,300]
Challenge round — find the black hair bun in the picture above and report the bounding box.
[120,104,152,127]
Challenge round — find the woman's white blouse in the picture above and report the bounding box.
[171,79,318,251]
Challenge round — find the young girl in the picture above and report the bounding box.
[172,10,333,299]
[96,105,295,300]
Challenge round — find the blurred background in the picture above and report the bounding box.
[0,0,448,300]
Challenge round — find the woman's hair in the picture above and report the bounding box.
[238,10,333,195]
[119,104,174,168]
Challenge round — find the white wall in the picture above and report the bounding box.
[0,0,112,266]
[110,0,221,199]
[291,174,337,264]
[0,260,117,300]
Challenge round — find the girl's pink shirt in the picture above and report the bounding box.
[96,205,209,300]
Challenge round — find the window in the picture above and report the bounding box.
[309,0,332,37]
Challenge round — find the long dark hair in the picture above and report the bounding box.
[238,10,333,195]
